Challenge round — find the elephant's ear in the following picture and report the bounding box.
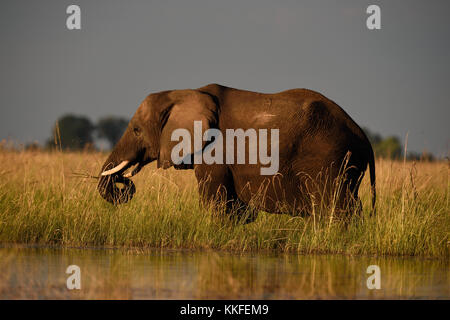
[158,90,217,169]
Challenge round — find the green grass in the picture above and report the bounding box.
[0,150,448,258]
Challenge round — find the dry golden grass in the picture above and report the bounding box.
[0,150,448,258]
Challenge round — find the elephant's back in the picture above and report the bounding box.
[216,85,371,162]
[218,86,371,155]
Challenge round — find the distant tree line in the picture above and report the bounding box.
[42,114,128,151]
[363,128,434,161]
[20,114,434,161]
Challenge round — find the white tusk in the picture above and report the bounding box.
[101,160,130,176]
[124,164,142,178]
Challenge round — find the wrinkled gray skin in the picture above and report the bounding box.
[98,84,375,222]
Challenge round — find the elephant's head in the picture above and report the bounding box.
[98,89,218,204]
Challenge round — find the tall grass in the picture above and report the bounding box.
[0,150,448,258]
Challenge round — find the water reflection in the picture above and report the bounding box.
[0,247,448,299]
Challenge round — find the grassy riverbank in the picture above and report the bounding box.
[0,150,448,258]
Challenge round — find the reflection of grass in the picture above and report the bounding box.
[0,150,448,257]
[194,252,450,299]
[0,247,134,299]
[0,247,448,299]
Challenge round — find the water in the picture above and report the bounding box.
[0,247,448,299]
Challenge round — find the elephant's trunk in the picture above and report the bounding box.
[97,145,136,205]
[97,174,136,204]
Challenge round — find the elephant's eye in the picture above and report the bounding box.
[133,127,141,136]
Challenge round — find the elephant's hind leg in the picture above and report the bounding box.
[334,168,365,218]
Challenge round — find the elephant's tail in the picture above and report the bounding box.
[368,146,376,214]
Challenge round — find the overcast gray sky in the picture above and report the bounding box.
[1,0,449,156]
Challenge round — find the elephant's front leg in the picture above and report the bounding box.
[194,165,258,224]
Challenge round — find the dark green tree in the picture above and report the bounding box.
[363,127,403,159]
[97,116,129,148]
[47,114,95,150]
[374,136,402,159]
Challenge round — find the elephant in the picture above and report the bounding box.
[98,84,375,221]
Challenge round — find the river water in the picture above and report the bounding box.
[0,247,448,299]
